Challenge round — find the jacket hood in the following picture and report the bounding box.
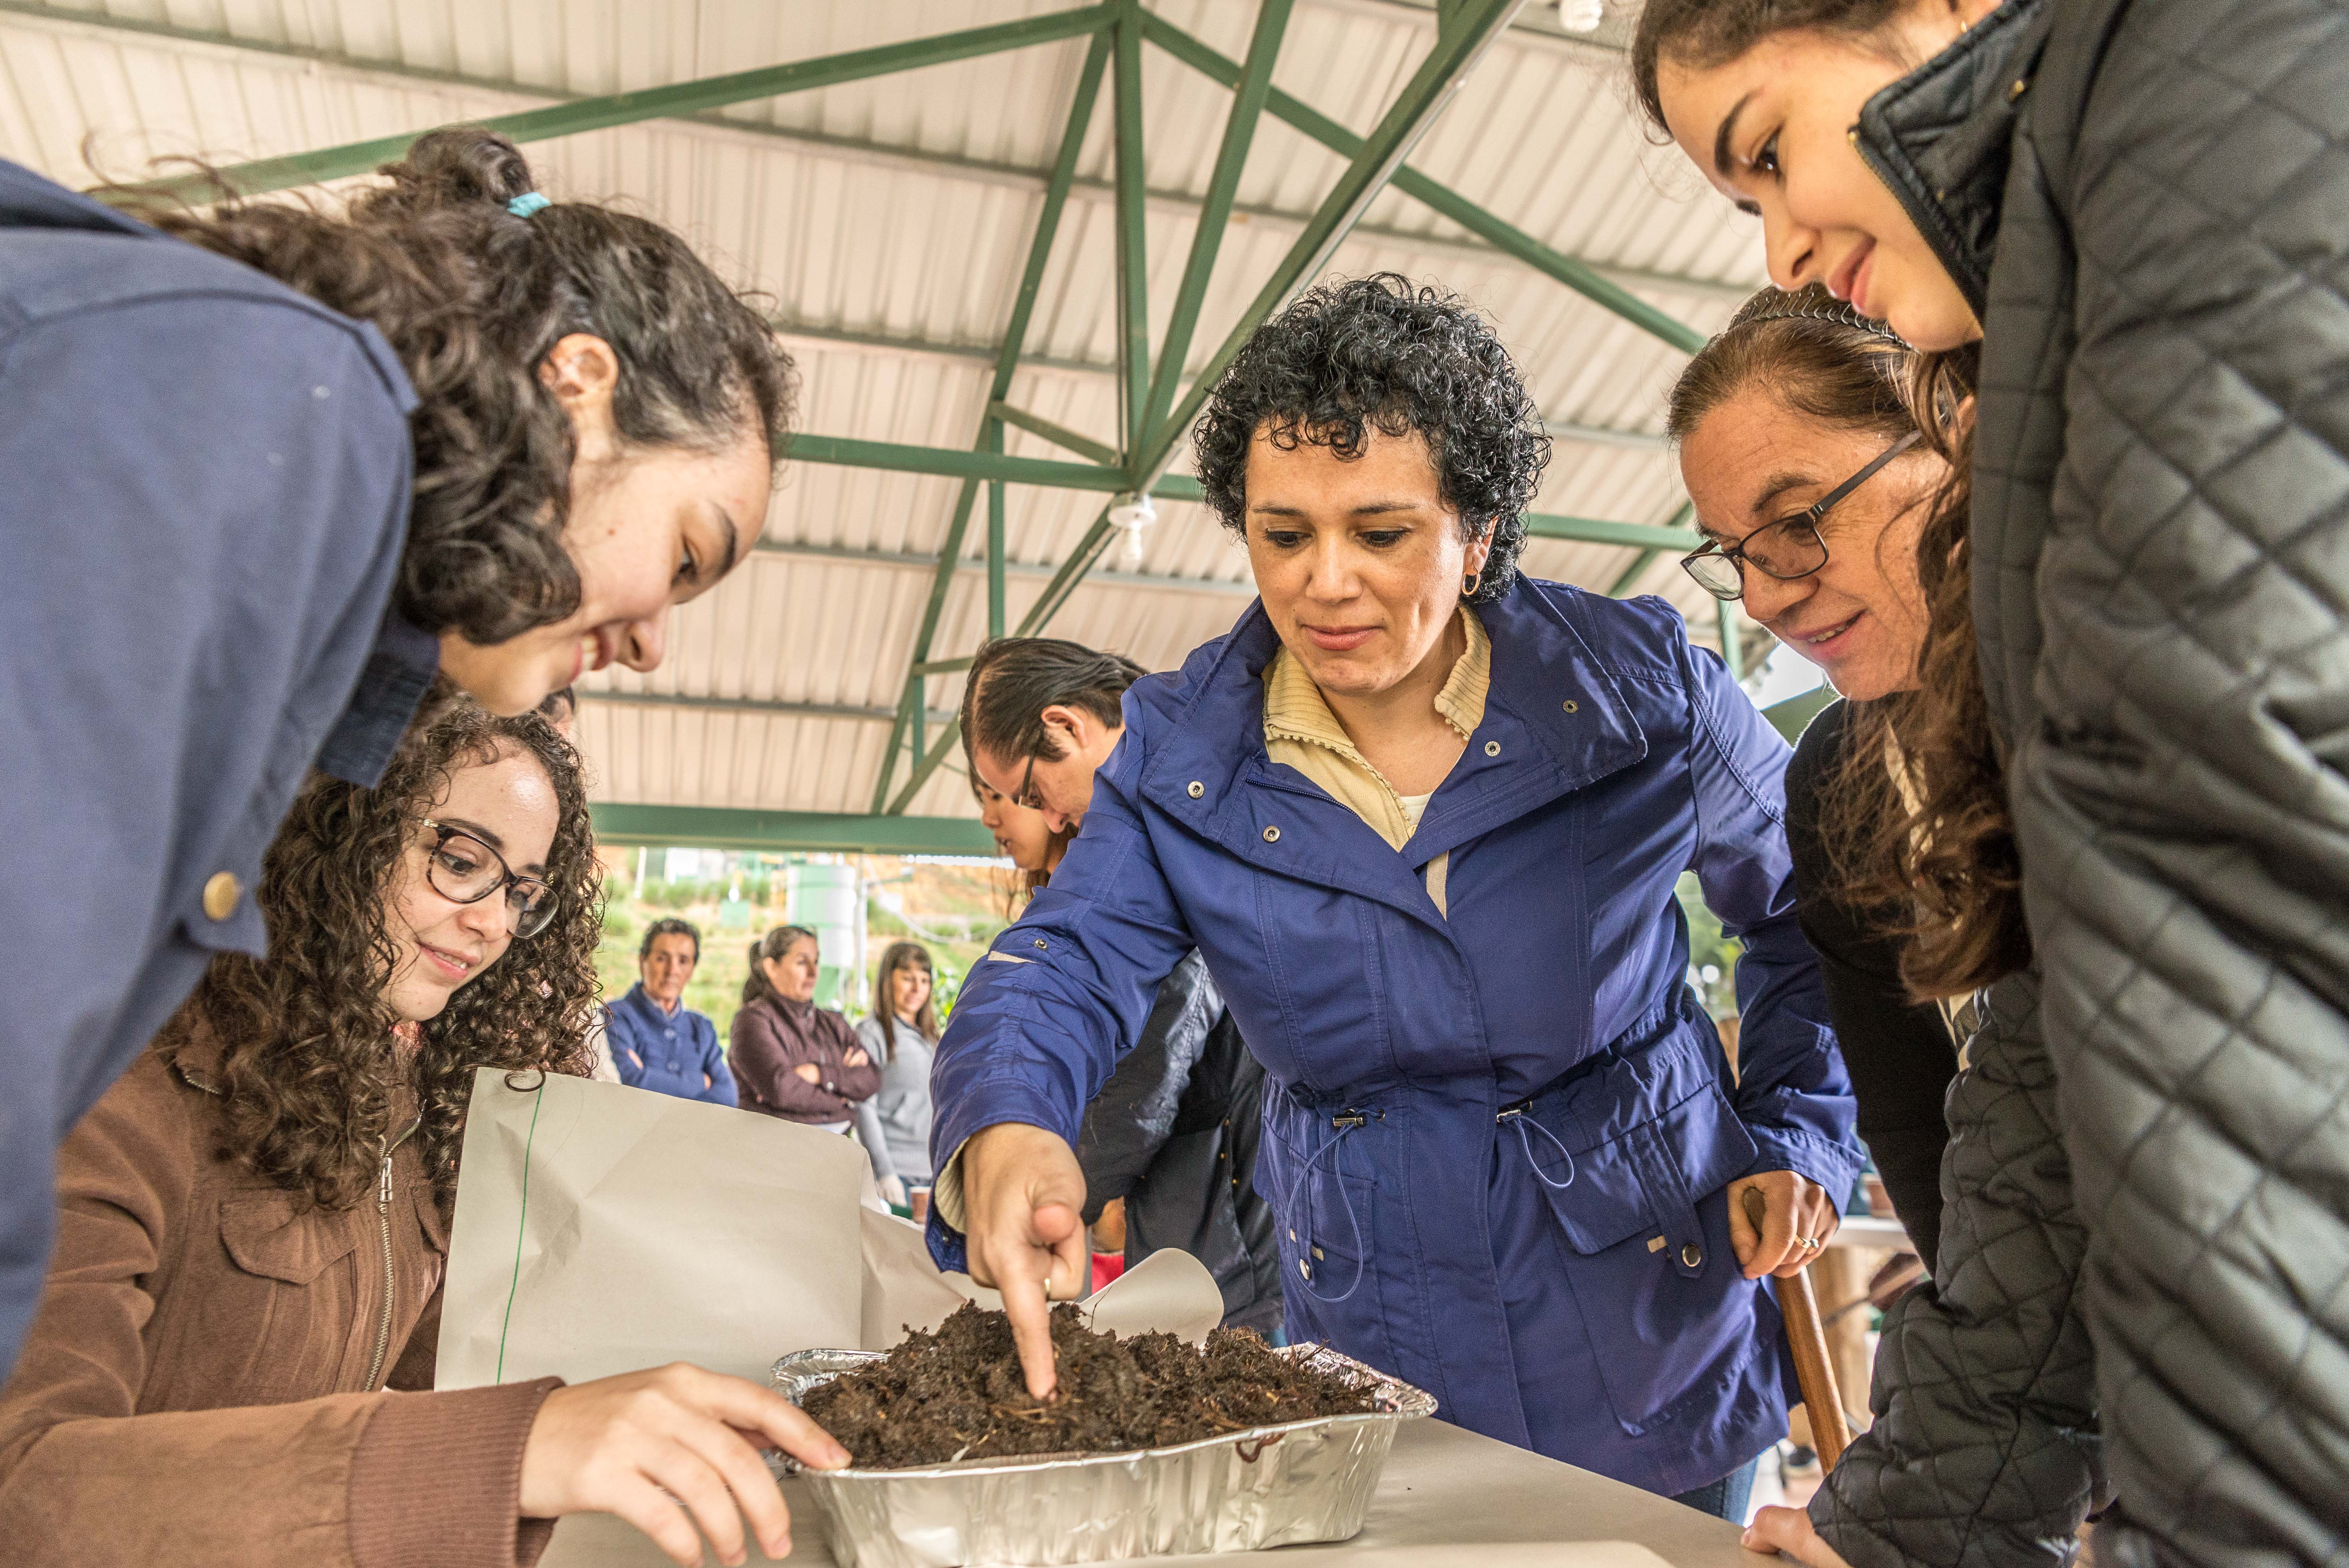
[0,159,154,238]
[1853,0,2054,319]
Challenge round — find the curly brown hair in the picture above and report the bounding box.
[113,126,796,646]
[169,705,604,1210]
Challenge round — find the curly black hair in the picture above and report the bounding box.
[1190,273,1550,604]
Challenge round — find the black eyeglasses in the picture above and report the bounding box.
[1011,754,1045,813]
[419,820,558,939]
[1680,431,1924,602]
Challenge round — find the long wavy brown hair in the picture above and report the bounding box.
[168,706,604,1209]
[108,126,795,647]
[1831,345,2031,997]
[869,942,940,1044]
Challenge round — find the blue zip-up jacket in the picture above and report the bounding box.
[604,984,737,1107]
[930,581,1861,1497]
[0,161,425,1388]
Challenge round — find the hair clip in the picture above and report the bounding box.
[506,192,551,219]
[1722,283,1903,344]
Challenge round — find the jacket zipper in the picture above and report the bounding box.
[363,1118,422,1390]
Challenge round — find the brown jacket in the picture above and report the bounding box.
[728,993,878,1125]
[0,1028,561,1567]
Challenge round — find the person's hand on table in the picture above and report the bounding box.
[961,1121,1089,1401]
[1727,1170,1839,1280]
[519,1363,850,1567]
[1743,1504,1855,1566]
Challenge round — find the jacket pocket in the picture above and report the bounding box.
[221,1192,363,1284]
[1518,1046,1768,1434]
[206,1192,367,1404]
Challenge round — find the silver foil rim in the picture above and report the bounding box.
[771,1343,1436,1477]
[770,1343,1437,1568]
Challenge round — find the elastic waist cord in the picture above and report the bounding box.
[1500,1105,1577,1190]
[1283,1117,1367,1306]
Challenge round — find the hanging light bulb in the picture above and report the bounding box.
[1555,0,1604,32]
[1107,493,1158,570]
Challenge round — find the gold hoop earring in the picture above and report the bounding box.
[1462,571,1481,597]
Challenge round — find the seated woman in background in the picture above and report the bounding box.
[729,925,877,1131]
[1668,285,2101,1565]
[852,941,940,1208]
[0,705,847,1568]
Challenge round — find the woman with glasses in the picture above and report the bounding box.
[1671,287,2100,1566]
[0,704,848,1568]
[1673,286,1958,1269]
[929,275,1864,1517]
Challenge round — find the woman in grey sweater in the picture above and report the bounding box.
[853,942,938,1208]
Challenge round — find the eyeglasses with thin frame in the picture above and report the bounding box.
[1680,430,1925,602]
[419,820,558,939]
[1011,754,1045,813]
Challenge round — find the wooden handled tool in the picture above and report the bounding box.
[1741,1185,1850,1472]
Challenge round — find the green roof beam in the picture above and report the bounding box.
[1520,513,1701,551]
[1112,3,1153,463]
[113,4,1117,204]
[1141,0,1296,445]
[1138,12,1705,358]
[986,400,1119,467]
[590,804,997,857]
[1132,0,1527,488]
[871,30,1112,814]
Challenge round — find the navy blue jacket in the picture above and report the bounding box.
[604,984,737,1107]
[0,161,426,1385]
[931,582,1862,1497]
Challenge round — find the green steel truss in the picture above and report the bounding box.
[123,2,1735,819]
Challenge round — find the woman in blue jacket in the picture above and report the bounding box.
[604,918,737,1107]
[931,275,1862,1512]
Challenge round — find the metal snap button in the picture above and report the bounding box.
[1262,825,1281,843]
[1186,780,1204,798]
[1032,937,1048,950]
[1680,1242,1703,1269]
[1561,699,1579,714]
[1298,1259,1312,1281]
[1483,740,1501,757]
[201,871,241,922]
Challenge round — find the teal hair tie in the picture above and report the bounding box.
[506,192,551,218]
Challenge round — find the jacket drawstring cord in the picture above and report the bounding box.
[1499,1104,1577,1190]
[1283,1114,1367,1306]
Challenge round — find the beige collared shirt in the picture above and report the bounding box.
[1262,605,1490,916]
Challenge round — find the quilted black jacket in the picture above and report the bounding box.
[1075,952,1282,1335]
[1840,0,2349,1561]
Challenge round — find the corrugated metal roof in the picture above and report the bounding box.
[0,0,1768,822]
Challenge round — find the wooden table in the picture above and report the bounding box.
[539,1418,1763,1568]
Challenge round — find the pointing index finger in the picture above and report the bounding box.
[1000,1263,1060,1401]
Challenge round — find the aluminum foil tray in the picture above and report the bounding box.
[771,1343,1436,1568]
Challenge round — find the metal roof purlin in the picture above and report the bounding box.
[1141,0,1297,445]
[867,28,1114,814]
[1129,0,1528,495]
[1136,14,1708,356]
[105,5,1120,205]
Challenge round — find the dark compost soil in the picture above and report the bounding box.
[799,1303,1380,1468]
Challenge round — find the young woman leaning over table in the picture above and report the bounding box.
[0,706,847,1568]
[0,122,791,1388]
[1634,0,2349,1556]
[927,274,1866,1518]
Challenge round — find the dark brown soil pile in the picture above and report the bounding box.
[800,1303,1379,1468]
